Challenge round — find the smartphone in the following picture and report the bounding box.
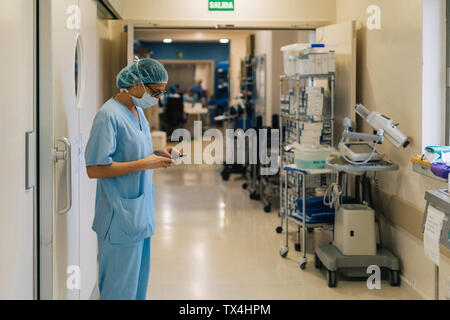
[154,150,171,158]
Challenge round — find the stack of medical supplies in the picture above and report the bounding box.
[281,43,336,77]
[303,86,324,117]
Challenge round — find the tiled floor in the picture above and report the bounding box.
[147,164,422,300]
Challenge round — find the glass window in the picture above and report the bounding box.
[447,0,450,144]
[74,36,82,104]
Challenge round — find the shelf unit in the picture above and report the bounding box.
[277,73,336,251]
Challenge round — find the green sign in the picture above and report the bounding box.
[208,0,234,11]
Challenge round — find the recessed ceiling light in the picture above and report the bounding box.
[163,38,173,43]
[219,38,230,44]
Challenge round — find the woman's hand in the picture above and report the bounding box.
[165,146,181,158]
[144,154,174,169]
[154,147,181,159]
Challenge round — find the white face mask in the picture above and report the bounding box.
[125,84,158,109]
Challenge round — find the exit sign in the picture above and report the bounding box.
[209,0,234,11]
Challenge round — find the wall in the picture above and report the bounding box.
[97,19,112,107]
[136,41,230,66]
[163,63,197,93]
[134,30,253,105]
[336,0,449,299]
[0,0,35,299]
[97,19,128,107]
[122,0,336,28]
[195,63,213,95]
[106,0,123,17]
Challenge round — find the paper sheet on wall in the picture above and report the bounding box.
[424,205,445,266]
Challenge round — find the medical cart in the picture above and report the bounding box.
[242,55,268,202]
[260,164,280,212]
[422,189,450,300]
[279,164,335,269]
[277,73,335,234]
[219,95,251,182]
[314,156,401,287]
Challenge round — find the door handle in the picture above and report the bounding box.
[25,131,37,190]
[54,137,72,215]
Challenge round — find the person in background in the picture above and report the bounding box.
[164,84,181,105]
[191,80,203,101]
[84,58,179,300]
[183,88,196,104]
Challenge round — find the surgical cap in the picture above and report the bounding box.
[116,58,169,89]
[169,85,178,94]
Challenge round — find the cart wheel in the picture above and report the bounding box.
[264,205,271,213]
[389,270,401,287]
[280,247,289,258]
[327,270,337,287]
[307,228,314,233]
[250,192,260,200]
[314,254,323,269]
[275,226,283,234]
[242,183,248,189]
[294,243,301,252]
[299,257,307,270]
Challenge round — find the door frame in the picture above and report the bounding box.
[32,0,39,300]
[38,0,55,300]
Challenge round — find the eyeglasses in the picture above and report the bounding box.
[144,85,167,98]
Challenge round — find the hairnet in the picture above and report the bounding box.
[169,85,178,94]
[116,58,169,89]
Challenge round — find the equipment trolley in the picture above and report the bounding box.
[314,156,401,287]
[277,73,335,234]
[279,164,335,270]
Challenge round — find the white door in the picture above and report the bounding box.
[0,0,37,300]
[78,0,99,300]
[39,0,98,300]
[316,21,357,145]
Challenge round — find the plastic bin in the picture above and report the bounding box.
[281,43,336,76]
[299,50,336,75]
[281,43,310,76]
[294,144,335,169]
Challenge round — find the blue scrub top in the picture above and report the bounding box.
[85,98,155,245]
[191,85,203,100]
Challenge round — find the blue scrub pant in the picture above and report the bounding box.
[97,236,151,300]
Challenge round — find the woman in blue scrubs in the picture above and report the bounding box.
[85,58,176,300]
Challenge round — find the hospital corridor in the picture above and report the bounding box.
[149,164,421,300]
[1,0,450,307]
